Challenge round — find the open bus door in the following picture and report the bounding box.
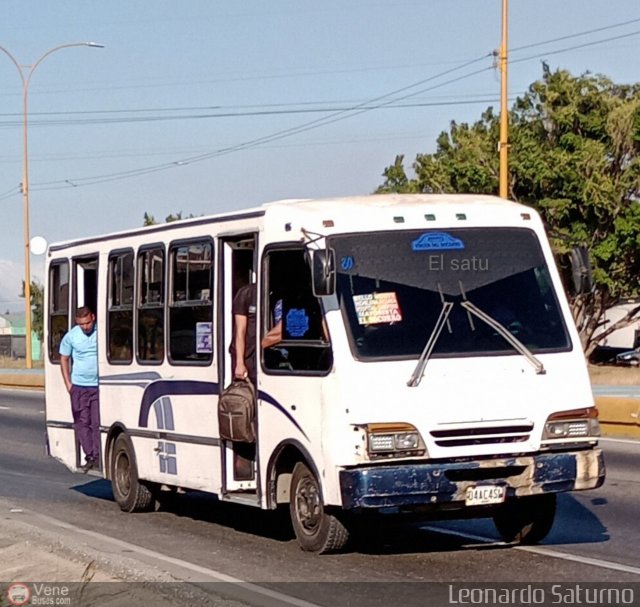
[218,235,259,500]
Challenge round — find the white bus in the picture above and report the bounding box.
[44,194,604,553]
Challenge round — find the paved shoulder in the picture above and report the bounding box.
[0,501,242,607]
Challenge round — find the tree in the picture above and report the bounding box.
[377,66,640,356]
[20,280,44,340]
[143,211,195,226]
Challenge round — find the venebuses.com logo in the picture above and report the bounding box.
[6,583,31,606]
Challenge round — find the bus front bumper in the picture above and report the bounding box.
[339,448,604,510]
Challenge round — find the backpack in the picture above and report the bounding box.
[218,378,256,443]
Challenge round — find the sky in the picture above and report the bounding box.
[1,0,639,312]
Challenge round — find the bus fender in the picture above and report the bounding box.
[265,439,321,509]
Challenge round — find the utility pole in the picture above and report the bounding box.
[498,0,509,199]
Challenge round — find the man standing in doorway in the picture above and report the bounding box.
[230,283,257,385]
[59,306,100,473]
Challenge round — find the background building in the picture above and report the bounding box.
[0,313,41,360]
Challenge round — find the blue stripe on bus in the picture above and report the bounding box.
[134,378,308,440]
[138,380,218,426]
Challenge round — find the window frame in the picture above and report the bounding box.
[107,248,135,365]
[167,237,214,366]
[260,243,333,377]
[47,259,70,364]
[136,243,166,365]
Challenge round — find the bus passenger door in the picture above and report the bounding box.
[218,235,259,497]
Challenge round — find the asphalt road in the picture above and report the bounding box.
[1,389,639,606]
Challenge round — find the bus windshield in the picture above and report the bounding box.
[329,227,571,360]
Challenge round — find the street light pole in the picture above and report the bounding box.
[0,42,104,369]
[498,0,509,199]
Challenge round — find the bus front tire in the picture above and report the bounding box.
[110,433,155,513]
[289,461,349,553]
[492,494,556,545]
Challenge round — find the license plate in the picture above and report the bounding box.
[465,485,506,506]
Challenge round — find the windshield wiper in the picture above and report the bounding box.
[460,300,546,375]
[407,301,453,387]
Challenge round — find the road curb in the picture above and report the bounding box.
[0,373,45,389]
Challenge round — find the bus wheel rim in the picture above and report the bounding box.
[295,477,321,534]
[115,452,131,498]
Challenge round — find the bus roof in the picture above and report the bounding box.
[47,194,536,253]
[263,193,530,213]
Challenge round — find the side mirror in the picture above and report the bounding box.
[311,249,336,297]
[569,246,593,294]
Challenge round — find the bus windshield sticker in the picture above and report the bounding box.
[353,292,402,326]
[286,308,310,337]
[195,322,213,353]
[411,232,464,251]
[340,256,355,271]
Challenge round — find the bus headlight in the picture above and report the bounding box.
[366,423,426,459]
[542,407,600,441]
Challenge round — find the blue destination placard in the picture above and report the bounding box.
[411,232,464,251]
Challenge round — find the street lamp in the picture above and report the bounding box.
[0,42,104,369]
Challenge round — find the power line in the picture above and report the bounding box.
[0,186,20,202]
[511,29,640,67]
[30,26,637,190]
[0,94,507,129]
[0,18,637,124]
[31,54,495,189]
[510,16,640,53]
[3,20,638,195]
[1,17,637,99]
[0,92,503,120]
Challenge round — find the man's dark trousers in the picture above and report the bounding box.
[70,386,100,462]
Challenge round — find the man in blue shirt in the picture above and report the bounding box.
[59,306,99,472]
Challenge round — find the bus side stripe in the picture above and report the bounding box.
[131,378,309,440]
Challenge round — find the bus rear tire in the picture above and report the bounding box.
[492,494,556,545]
[110,433,155,513]
[289,462,349,553]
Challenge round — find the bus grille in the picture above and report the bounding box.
[430,424,533,447]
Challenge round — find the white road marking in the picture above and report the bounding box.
[422,525,640,576]
[11,508,324,607]
[519,545,640,576]
[600,437,640,446]
[0,406,10,410]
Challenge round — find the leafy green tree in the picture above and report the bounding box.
[143,211,195,226]
[143,212,156,226]
[377,66,640,356]
[20,280,44,340]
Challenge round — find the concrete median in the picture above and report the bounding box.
[594,396,640,439]
[0,370,45,389]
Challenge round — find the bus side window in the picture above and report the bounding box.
[137,245,165,363]
[48,260,70,363]
[108,250,134,364]
[262,248,332,374]
[168,239,213,364]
